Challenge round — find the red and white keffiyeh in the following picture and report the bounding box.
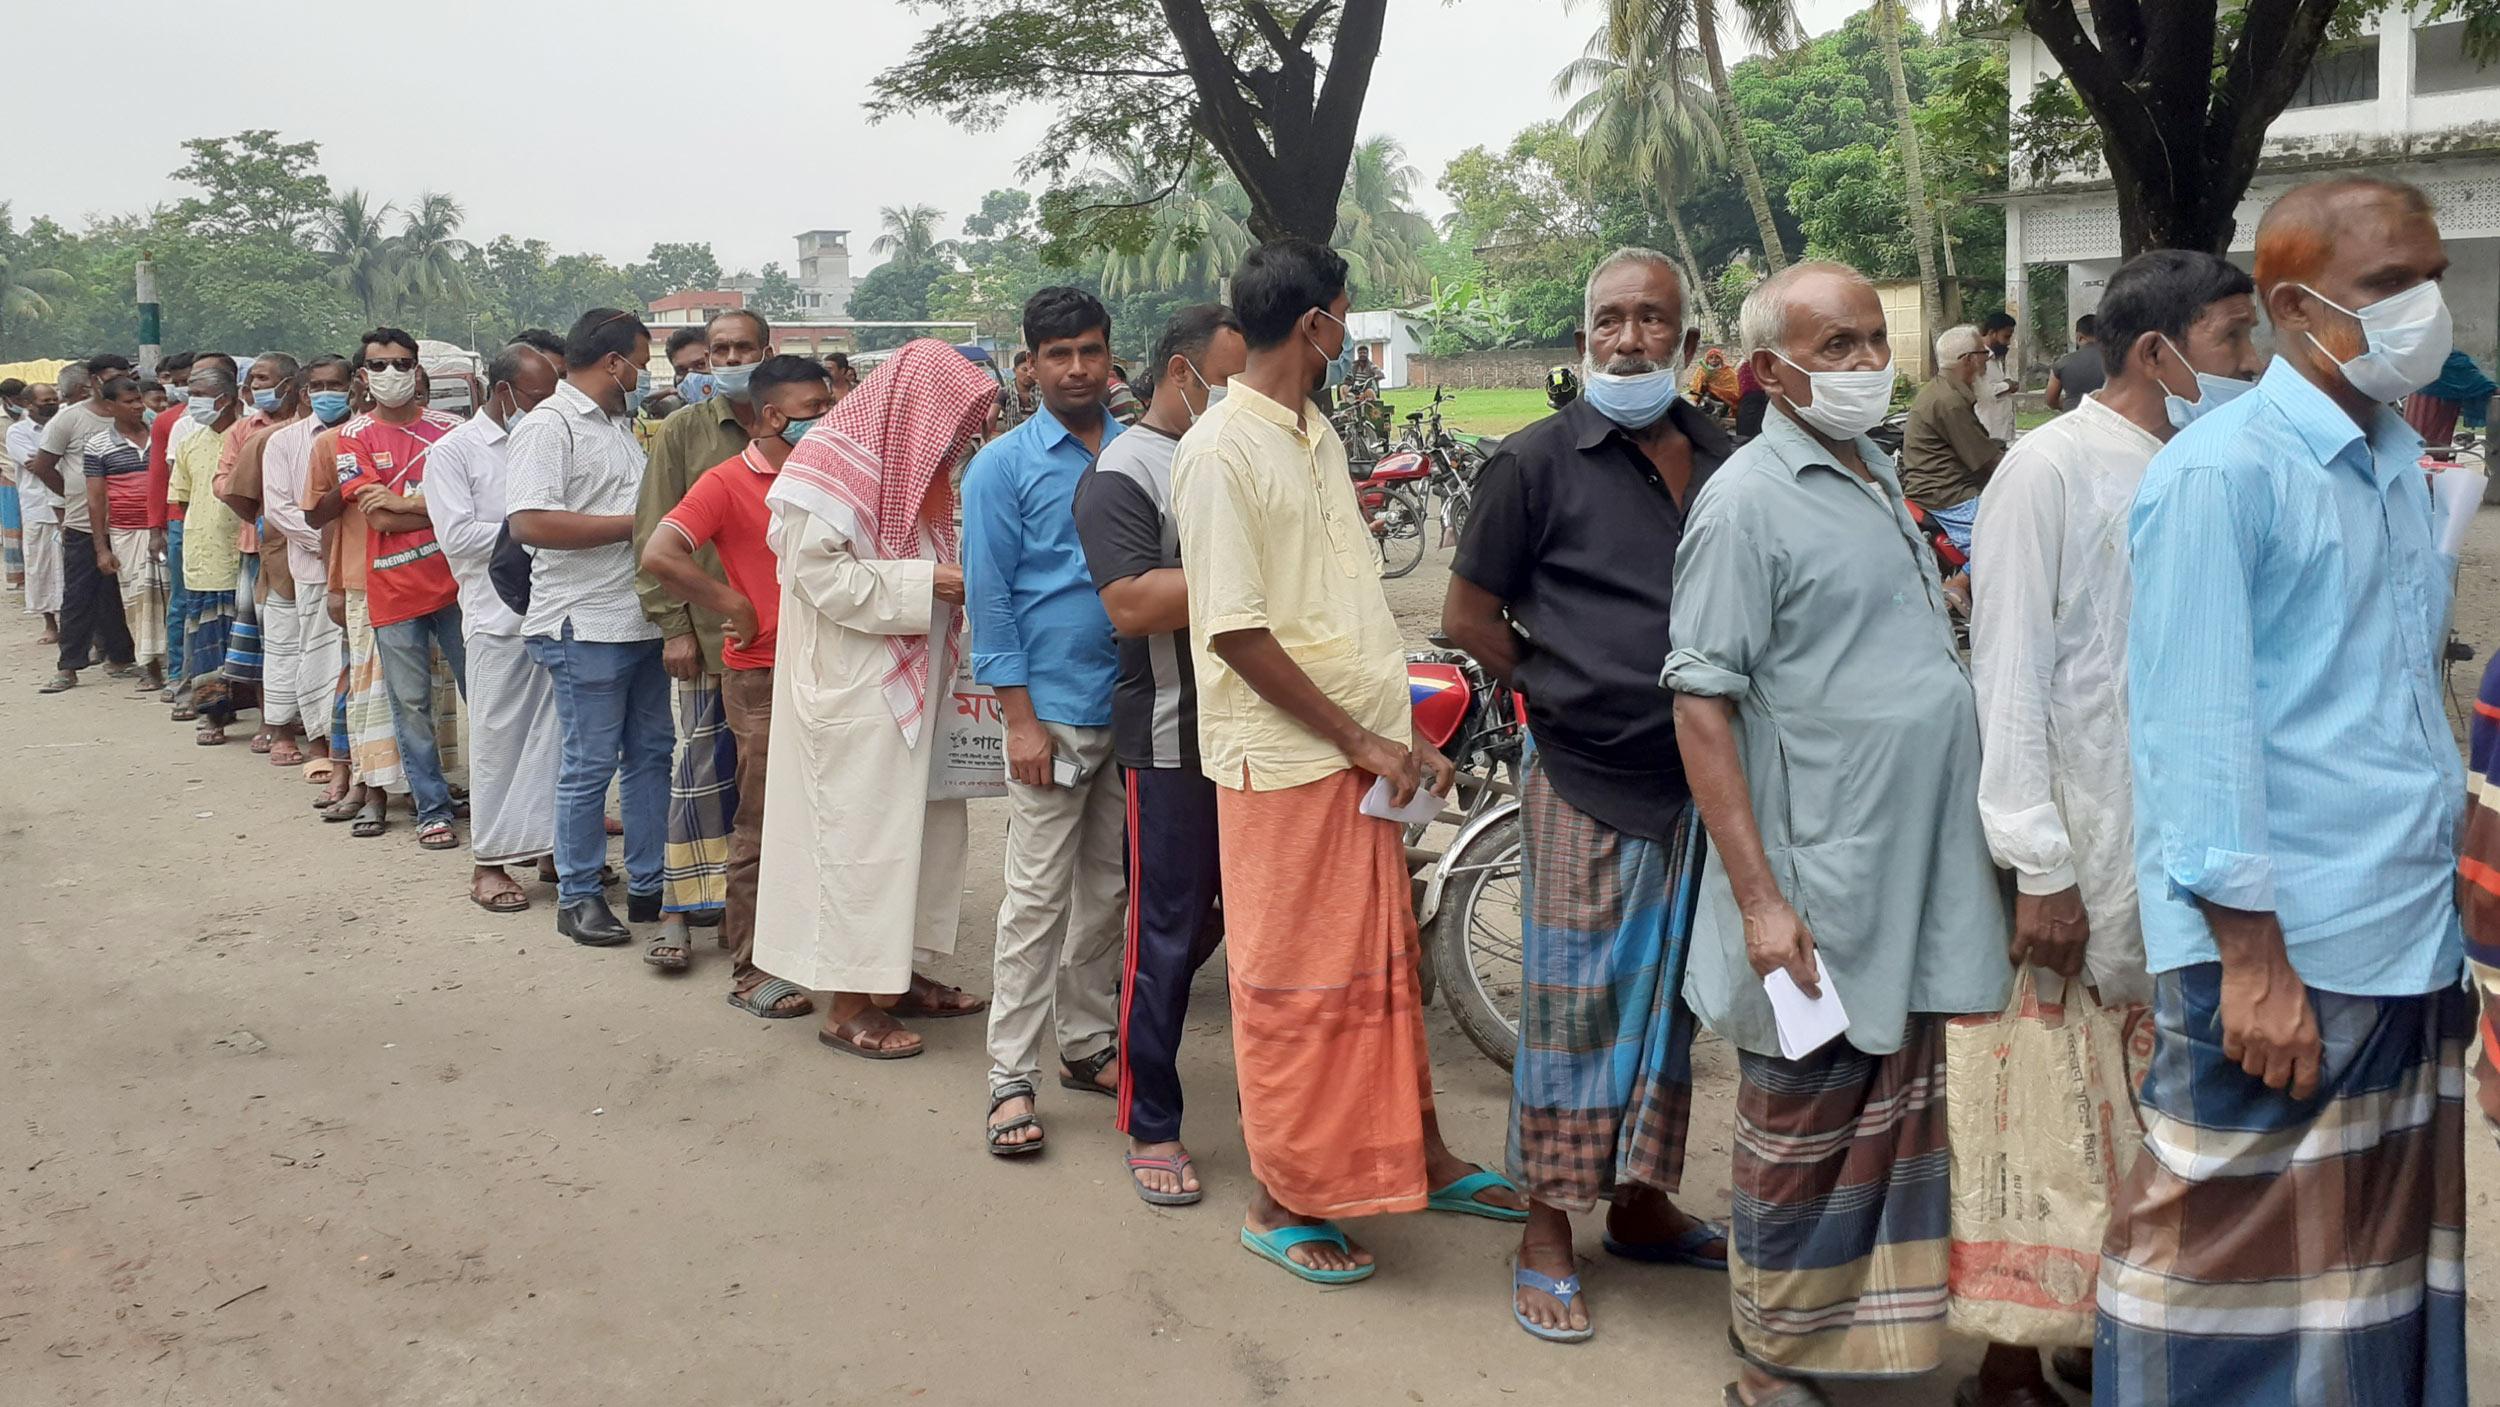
[766,338,998,745]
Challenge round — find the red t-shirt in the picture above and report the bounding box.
[337,408,463,628]
[659,444,782,670]
[146,409,184,527]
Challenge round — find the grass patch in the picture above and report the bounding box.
[1380,387,1556,437]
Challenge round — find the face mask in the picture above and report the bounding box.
[143,408,159,430]
[2295,280,2453,404]
[1772,351,1897,439]
[1307,309,1352,388]
[1180,356,1228,423]
[165,387,189,406]
[710,361,760,401]
[32,404,55,424]
[251,387,283,414]
[2154,335,2256,431]
[310,390,353,426]
[366,366,419,408]
[610,358,649,417]
[1580,356,1682,430]
[678,371,715,403]
[777,414,820,447]
[186,396,222,426]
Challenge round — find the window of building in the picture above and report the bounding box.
[2287,36,2380,109]
[2415,20,2497,96]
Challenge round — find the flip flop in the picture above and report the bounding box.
[320,791,366,822]
[725,978,813,1019]
[985,1080,1045,1156]
[819,1010,922,1061]
[269,743,304,767]
[1426,1168,1529,1222]
[195,730,229,746]
[170,706,198,721]
[1125,1152,1202,1207]
[1511,1258,1594,1343]
[1239,1222,1373,1285]
[417,821,460,850]
[39,673,76,694]
[302,758,338,784]
[1603,1218,1730,1270]
[248,733,275,754]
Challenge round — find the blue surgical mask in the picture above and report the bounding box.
[310,390,353,426]
[711,361,759,401]
[143,408,159,430]
[1309,309,1354,388]
[778,415,820,447]
[165,387,190,406]
[186,395,223,426]
[611,358,649,417]
[1580,359,1682,430]
[251,387,282,414]
[2156,336,2256,431]
[678,371,715,403]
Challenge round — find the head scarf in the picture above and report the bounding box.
[765,339,997,744]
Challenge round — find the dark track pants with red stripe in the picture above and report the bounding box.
[1118,765,1224,1144]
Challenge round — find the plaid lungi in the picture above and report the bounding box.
[0,480,21,586]
[1730,1017,1951,1381]
[111,527,166,664]
[181,590,240,722]
[1507,752,1706,1210]
[662,674,736,914]
[342,590,403,791]
[2095,965,2467,1407]
[220,554,264,714]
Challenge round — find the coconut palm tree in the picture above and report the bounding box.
[320,189,400,323]
[0,203,73,355]
[1873,0,1944,349]
[1587,0,1798,272]
[1558,26,1729,341]
[871,205,954,265]
[1334,135,1437,306]
[397,191,474,323]
[1088,148,1253,299]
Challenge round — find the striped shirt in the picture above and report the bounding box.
[2128,356,2462,996]
[82,427,154,531]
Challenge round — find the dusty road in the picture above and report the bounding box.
[10,507,2500,1407]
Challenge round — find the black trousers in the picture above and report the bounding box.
[1115,765,1225,1144]
[57,527,133,674]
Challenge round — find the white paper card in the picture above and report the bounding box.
[1359,774,1446,826]
[1762,956,1850,1061]
[2434,467,2487,559]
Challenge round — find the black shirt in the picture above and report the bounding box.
[1451,396,1729,840]
[2052,345,2106,402]
[1071,423,1199,772]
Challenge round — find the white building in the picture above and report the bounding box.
[724,229,854,319]
[2000,4,2500,364]
[1346,309,1430,389]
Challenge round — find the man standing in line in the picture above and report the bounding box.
[339,328,469,852]
[505,309,671,947]
[1900,323,2007,565]
[254,355,355,775]
[2041,314,2104,413]
[1976,309,2020,441]
[1664,261,2010,1405]
[822,351,858,404]
[1171,239,1523,1283]
[1442,248,1732,1343]
[29,358,139,693]
[1072,303,1247,1206]
[2105,175,2468,1407]
[81,373,166,692]
[428,342,564,913]
[13,382,62,641]
[1967,249,2264,1404]
[167,362,251,744]
[213,353,305,749]
[665,327,710,401]
[145,350,199,699]
[640,355,837,1020]
[633,310,773,973]
[963,287,1131,1152]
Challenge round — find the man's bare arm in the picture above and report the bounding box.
[1098,568,1189,638]
[508,508,633,550]
[1209,627,1431,804]
[1438,574,1523,688]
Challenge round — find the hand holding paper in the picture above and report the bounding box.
[1764,955,1849,1061]
[1360,774,1446,826]
[2433,465,2487,559]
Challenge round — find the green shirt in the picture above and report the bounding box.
[1899,371,2005,510]
[632,395,753,672]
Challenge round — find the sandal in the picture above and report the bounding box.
[644,938,691,973]
[1239,1221,1372,1285]
[417,821,459,850]
[1126,1151,1202,1206]
[1603,1218,1730,1270]
[170,706,198,722]
[351,799,389,839]
[103,663,138,680]
[471,880,530,914]
[39,672,76,694]
[195,727,228,746]
[320,788,367,822]
[818,1008,922,1061]
[1427,1168,1530,1222]
[891,974,988,1019]
[725,977,813,1019]
[248,731,275,754]
[985,1080,1045,1156]
[1511,1258,1594,1344]
[302,758,338,785]
[1059,1044,1118,1097]
[269,740,304,767]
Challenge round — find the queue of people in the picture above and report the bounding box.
[0,173,2489,1407]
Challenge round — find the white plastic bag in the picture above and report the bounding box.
[928,670,1007,801]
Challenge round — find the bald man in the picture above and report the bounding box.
[2107,175,2467,1407]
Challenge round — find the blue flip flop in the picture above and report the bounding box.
[1602,1218,1730,1270]
[1426,1168,1529,1222]
[1239,1222,1375,1285]
[1510,1258,1594,1343]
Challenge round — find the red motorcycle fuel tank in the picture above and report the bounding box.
[1369,449,1431,482]
[1407,661,1473,750]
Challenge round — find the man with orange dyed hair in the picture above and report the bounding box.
[2103,175,2468,1407]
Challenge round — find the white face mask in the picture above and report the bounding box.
[1179,356,1227,423]
[1771,350,1896,438]
[2154,334,2257,431]
[366,365,420,408]
[2294,279,2452,404]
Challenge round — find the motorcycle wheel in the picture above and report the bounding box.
[1371,484,1428,580]
[1428,805,1524,1071]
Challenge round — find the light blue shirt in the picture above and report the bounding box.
[2128,357,2462,996]
[961,403,1123,727]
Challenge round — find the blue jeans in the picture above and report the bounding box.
[526,627,669,904]
[375,603,469,826]
[163,520,189,687]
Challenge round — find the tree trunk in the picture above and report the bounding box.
[1696,0,1788,272]
[1875,0,1943,351]
[1163,0,1387,246]
[1664,204,1723,343]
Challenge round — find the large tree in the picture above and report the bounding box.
[627,241,722,303]
[320,190,400,323]
[873,0,1387,245]
[1591,0,1801,272]
[0,204,73,356]
[2015,0,2499,253]
[1874,0,1942,345]
[1558,20,1730,339]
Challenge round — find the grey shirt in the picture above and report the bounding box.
[1662,405,2011,1058]
[38,400,111,534]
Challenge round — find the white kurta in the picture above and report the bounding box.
[752,508,966,995]
[1969,393,2162,1003]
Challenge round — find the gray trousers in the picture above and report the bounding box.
[985,720,1127,1091]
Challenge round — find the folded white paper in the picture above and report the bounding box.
[2434,467,2487,559]
[1763,956,1849,1061]
[1359,774,1447,826]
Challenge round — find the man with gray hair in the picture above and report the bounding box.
[1443,245,1734,1343]
[1901,322,2006,564]
[28,358,140,692]
[1665,261,2011,1405]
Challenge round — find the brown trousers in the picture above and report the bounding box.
[719,666,773,974]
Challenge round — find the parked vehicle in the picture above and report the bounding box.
[1354,449,1432,579]
[1393,387,1491,544]
[1401,641,1528,1069]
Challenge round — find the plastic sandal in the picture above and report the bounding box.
[1511,1258,1593,1343]
[985,1079,1045,1156]
[1125,1151,1202,1206]
[819,1010,922,1061]
[1426,1168,1529,1222]
[1059,1044,1118,1097]
[724,978,813,1020]
[417,822,460,850]
[1603,1218,1730,1270]
[1238,1222,1373,1285]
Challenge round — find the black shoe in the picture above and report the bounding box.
[626,890,662,924]
[558,895,632,947]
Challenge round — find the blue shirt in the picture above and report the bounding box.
[961,404,1123,727]
[2128,357,2462,996]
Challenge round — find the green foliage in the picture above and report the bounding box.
[848,258,949,351]
[627,242,723,303]
[170,130,331,242]
[750,263,803,321]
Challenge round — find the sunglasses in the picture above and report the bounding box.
[364,356,418,372]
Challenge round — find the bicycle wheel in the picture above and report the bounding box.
[1428,805,1523,1070]
[1371,484,1428,580]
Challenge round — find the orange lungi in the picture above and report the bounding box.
[1216,766,1434,1219]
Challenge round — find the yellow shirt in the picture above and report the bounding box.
[168,424,243,591]
[1170,378,1411,792]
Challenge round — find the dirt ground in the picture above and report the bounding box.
[10,504,2500,1407]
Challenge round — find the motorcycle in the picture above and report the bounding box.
[1401,642,1528,1070]
[1393,387,1489,544]
[1353,448,1433,580]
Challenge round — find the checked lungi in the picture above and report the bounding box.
[1,479,21,587]
[342,589,404,791]
[181,591,240,723]
[2095,965,2467,1407]
[219,554,264,712]
[662,673,736,915]
[1730,1018,1951,1381]
[1507,755,1706,1210]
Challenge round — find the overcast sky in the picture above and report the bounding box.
[7,0,1866,277]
